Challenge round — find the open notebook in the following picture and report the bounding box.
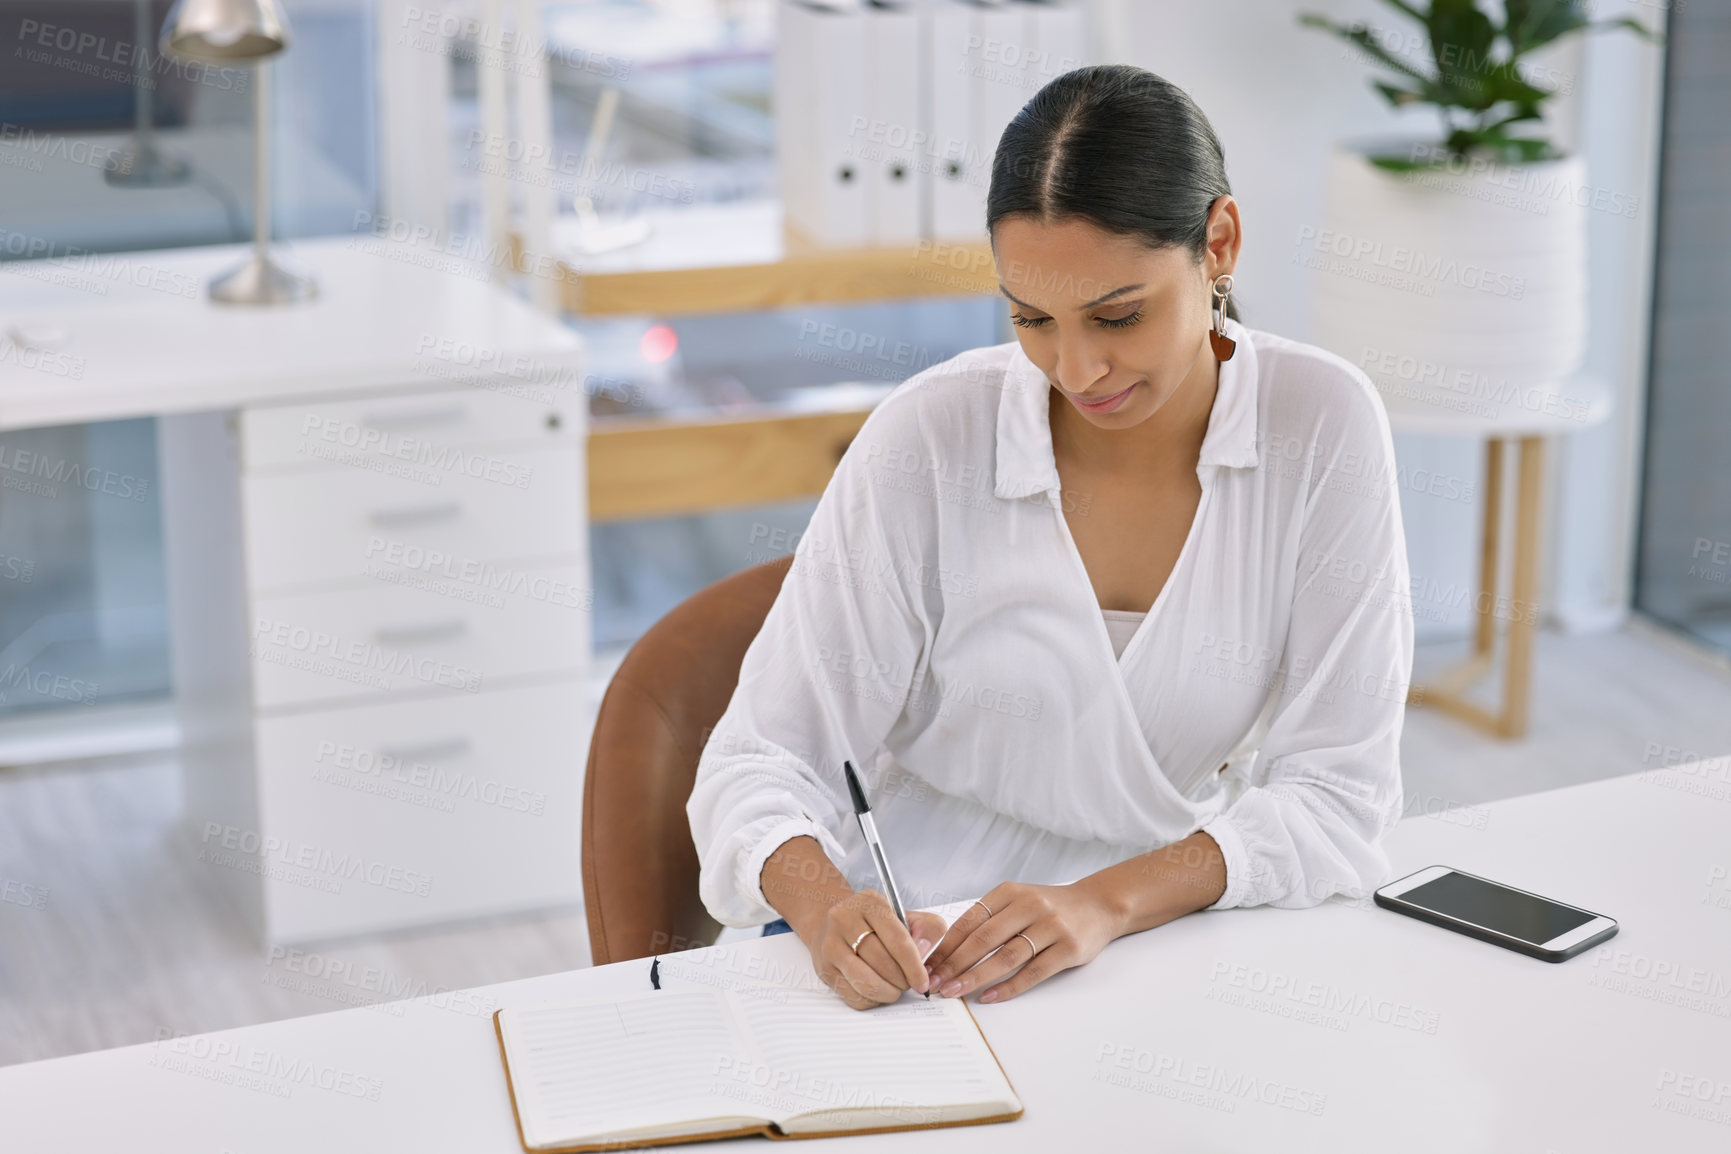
[493,980,1022,1152]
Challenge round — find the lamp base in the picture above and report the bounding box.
[208,252,318,306]
[104,142,191,188]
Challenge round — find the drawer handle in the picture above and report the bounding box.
[379,737,472,763]
[361,403,469,430]
[367,502,463,528]
[374,619,468,646]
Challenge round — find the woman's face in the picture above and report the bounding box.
[992,206,1238,431]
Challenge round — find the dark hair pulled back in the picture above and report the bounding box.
[987,64,1237,320]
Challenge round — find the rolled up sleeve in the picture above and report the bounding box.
[1201,379,1414,910]
[687,394,933,927]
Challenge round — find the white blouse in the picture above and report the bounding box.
[1100,610,1147,662]
[688,318,1415,927]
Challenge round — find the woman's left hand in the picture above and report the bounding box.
[922,879,1125,1004]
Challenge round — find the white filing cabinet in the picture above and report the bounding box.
[164,379,590,944]
[245,385,589,940]
[93,241,600,946]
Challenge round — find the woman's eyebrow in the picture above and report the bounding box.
[998,283,1146,311]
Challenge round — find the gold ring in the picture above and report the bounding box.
[972,899,994,919]
[849,929,875,953]
[1015,932,1038,959]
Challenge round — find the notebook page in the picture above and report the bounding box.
[728,990,1018,1130]
[500,991,766,1149]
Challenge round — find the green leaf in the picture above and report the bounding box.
[1368,154,1432,173]
[1428,0,1498,106]
[1504,0,1588,57]
[1301,0,1657,159]
[1446,123,1556,164]
[1480,64,1551,107]
[1381,0,1430,25]
[1300,15,1435,83]
[1476,106,1544,135]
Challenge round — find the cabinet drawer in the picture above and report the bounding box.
[253,680,585,942]
[249,561,590,710]
[242,383,583,471]
[242,445,584,591]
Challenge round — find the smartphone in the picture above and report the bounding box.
[1374,865,1618,962]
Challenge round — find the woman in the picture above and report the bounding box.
[688,65,1413,1009]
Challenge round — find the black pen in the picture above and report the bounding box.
[842,760,928,998]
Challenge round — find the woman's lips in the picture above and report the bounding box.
[1072,382,1138,414]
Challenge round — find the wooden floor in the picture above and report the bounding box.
[3,624,1728,1068]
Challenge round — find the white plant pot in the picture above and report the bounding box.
[1309,143,1589,415]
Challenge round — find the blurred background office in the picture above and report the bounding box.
[0,0,1726,1065]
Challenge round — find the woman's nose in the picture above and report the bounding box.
[1052,331,1110,395]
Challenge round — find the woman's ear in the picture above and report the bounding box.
[1204,195,1242,279]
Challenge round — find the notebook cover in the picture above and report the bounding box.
[492,998,1023,1153]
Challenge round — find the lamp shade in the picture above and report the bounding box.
[159,0,291,61]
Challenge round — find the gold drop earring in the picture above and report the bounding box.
[1209,273,1236,362]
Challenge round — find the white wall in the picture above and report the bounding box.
[1091,0,1666,641]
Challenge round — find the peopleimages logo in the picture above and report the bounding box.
[251,616,484,694]
[296,413,535,489]
[149,1029,384,1101]
[312,739,548,816]
[1293,225,1527,299]
[1206,961,1441,1035]
[1405,143,1640,219]
[1092,1043,1326,1116]
[13,19,248,92]
[199,822,434,898]
[0,442,148,497]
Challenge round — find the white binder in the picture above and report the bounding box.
[777,0,1088,246]
[866,3,922,244]
[778,0,871,246]
[925,1,981,240]
[969,2,1028,227]
[924,0,1088,241]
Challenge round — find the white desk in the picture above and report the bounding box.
[3,764,1727,1151]
[0,239,592,943]
[0,237,580,431]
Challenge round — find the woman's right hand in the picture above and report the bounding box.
[803,890,945,1010]
[760,836,942,1009]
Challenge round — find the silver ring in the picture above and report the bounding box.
[972,899,994,919]
[1015,932,1038,959]
[849,929,875,953]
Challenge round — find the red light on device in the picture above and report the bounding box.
[640,324,678,364]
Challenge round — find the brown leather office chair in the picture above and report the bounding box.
[581,555,794,966]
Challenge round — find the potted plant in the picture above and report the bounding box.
[1297,0,1659,415]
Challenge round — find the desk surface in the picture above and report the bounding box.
[0,237,582,433]
[3,763,1728,1152]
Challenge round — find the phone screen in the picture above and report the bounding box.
[1400,871,1595,944]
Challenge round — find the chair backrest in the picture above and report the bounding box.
[581,555,794,966]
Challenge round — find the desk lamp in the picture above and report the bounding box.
[159,0,316,304]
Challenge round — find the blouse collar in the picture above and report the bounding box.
[992,317,1261,501]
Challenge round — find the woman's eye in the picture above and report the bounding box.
[1011,313,1051,330]
[1096,309,1143,330]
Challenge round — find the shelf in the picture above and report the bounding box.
[587,399,879,522]
[523,200,999,317]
